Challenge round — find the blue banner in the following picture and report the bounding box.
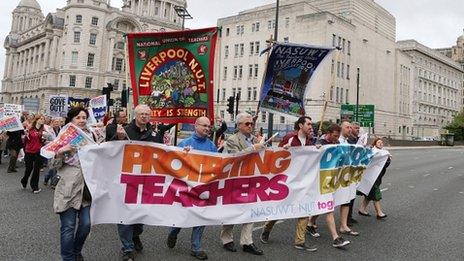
[259,43,334,117]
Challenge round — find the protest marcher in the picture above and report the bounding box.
[260,116,319,251]
[53,106,96,261]
[21,114,46,193]
[153,122,176,144]
[0,131,7,164]
[336,121,360,236]
[43,118,62,186]
[211,116,228,146]
[346,122,361,225]
[112,104,165,261]
[166,116,217,260]
[6,129,24,173]
[358,138,391,219]
[105,110,128,141]
[220,112,265,256]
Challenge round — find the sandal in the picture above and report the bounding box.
[340,230,359,236]
[358,211,371,217]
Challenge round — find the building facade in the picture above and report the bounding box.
[1,0,185,112]
[397,40,463,138]
[215,0,413,139]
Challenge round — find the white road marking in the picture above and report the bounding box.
[448,167,454,170]
[459,192,463,194]
[253,220,284,232]
[433,188,439,191]
[380,188,388,192]
[408,185,415,189]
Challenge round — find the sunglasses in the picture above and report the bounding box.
[241,122,254,126]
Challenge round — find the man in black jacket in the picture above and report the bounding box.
[111,104,172,261]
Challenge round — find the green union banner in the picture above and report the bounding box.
[127,27,218,123]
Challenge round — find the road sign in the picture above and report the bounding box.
[340,104,374,127]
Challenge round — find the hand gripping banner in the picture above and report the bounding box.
[79,142,388,227]
[126,28,218,124]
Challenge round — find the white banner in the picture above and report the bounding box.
[3,103,23,116]
[48,95,68,118]
[79,143,388,227]
[357,149,390,195]
[0,115,24,132]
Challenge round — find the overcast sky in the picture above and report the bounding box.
[1,0,463,88]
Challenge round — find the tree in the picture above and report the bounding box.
[444,110,464,141]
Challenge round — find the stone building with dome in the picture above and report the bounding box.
[1,0,186,112]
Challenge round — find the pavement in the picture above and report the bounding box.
[0,146,463,261]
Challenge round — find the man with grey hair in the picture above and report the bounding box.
[113,104,165,261]
[220,112,265,256]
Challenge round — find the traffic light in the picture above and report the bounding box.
[102,83,114,112]
[121,88,128,108]
[226,96,235,115]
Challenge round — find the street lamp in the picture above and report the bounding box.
[174,5,193,30]
[267,0,280,138]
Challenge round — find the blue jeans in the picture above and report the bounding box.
[169,226,205,251]
[44,168,57,183]
[59,206,91,261]
[117,224,144,253]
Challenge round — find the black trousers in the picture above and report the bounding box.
[21,152,42,191]
[7,148,20,171]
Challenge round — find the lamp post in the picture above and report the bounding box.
[174,5,193,30]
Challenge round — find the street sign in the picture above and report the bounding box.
[340,104,374,127]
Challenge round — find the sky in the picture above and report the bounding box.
[0,0,463,88]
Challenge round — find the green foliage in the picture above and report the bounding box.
[444,110,464,141]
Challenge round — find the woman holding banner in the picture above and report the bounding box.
[53,107,95,261]
[358,138,391,219]
[20,114,46,193]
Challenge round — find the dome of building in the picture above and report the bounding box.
[17,0,41,10]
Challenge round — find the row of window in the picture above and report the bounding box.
[416,56,461,79]
[73,31,98,45]
[66,51,124,71]
[418,104,457,116]
[330,86,349,104]
[224,42,261,58]
[332,34,351,55]
[419,80,458,98]
[416,91,458,108]
[68,75,124,90]
[220,87,258,101]
[74,15,99,26]
[223,64,259,80]
[418,68,459,88]
[331,60,350,80]
[224,17,291,37]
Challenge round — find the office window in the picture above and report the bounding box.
[342,39,346,53]
[254,64,259,77]
[280,116,285,124]
[222,88,226,100]
[238,65,243,79]
[226,28,230,36]
[75,15,82,24]
[233,66,237,79]
[115,58,123,71]
[256,22,260,31]
[346,64,350,79]
[248,65,253,78]
[69,75,76,87]
[87,53,95,67]
[223,66,227,80]
[247,87,252,100]
[250,42,254,55]
[341,63,344,78]
[330,86,334,101]
[340,88,344,103]
[71,51,78,65]
[253,87,257,100]
[113,79,119,90]
[234,44,238,57]
[331,60,334,74]
[85,77,92,88]
[347,41,351,55]
[285,17,290,27]
[240,25,244,34]
[252,23,256,32]
[236,25,240,35]
[240,43,244,56]
[284,37,289,43]
[332,34,336,47]
[337,62,340,77]
[91,17,98,26]
[261,112,267,122]
[336,87,339,102]
[232,88,236,97]
[338,36,341,48]
[255,41,260,54]
[224,45,229,58]
[74,31,81,43]
[89,33,97,45]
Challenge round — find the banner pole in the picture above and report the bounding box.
[318,47,340,137]
[124,36,132,120]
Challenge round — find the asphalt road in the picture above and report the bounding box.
[0,147,463,261]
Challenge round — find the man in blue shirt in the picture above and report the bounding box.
[166,116,217,260]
